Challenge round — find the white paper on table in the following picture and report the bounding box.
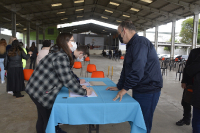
[80,82,91,86]
[69,88,97,97]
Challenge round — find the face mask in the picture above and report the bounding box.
[118,34,123,43]
[118,29,124,43]
[70,41,77,52]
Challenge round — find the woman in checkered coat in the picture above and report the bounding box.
[25,33,92,133]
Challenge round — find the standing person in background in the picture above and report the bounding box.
[4,40,32,98]
[6,36,17,95]
[0,38,7,46]
[0,40,7,84]
[29,42,38,69]
[106,21,163,133]
[119,49,122,58]
[186,55,200,133]
[109,49,112,59]
[19,42,27,69]
[37,40,51,64]
[176,48,200,126]
[6,36,16,51]
[26,46,29,53]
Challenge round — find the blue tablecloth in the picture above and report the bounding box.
[46,78,146,133]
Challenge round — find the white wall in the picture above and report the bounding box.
[0,34,22,45]
[85,37,104,50]
[0,34,11,44]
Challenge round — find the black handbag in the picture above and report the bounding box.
[183,85,193,104]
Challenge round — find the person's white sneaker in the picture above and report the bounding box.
[1,81,5,84]
[7,91,13,95]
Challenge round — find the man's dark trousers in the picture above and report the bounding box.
[132,91,161,133]
[181,89,192,121]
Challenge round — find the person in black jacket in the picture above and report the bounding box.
[106,21,163,133]
[109,49,112,59]
[29,42,38,69]
[186,55,200,133]
[176,48,200,126]
[4,40,32,98]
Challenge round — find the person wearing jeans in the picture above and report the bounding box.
[0,59,5,84]
[106,21,163,133]
[193,107,200,133]
[0,40,7,84]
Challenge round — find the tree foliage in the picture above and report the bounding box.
[179,18,200,44]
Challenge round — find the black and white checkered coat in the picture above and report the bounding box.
[25,50,86,109]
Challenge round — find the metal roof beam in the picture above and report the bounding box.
[29,12,92,22]
[3,0,67,8]
[163,0,199,11]
[20,5,95,17]
[96,5,153,23]
[113,0,184,19]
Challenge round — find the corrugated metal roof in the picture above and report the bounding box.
[0,0,199,35]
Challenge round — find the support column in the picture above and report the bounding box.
[170,19,176,60]
[192,12,199,49]
[43,27,45,41]
[23,32,25,45]
[143,30,146,37]
[115,38,117,48]
[110,35,113,49]
[187,47,190,55]
[11,12,16,37]
[154,26,158,52]
[26,21,30,48]
[36,25,39,48]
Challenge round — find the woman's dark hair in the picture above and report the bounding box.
[30,42,36,51]
[43,40,51,47]
[8,40,23,57]
[54,33,74,66]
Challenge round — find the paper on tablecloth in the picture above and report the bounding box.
[69,87,97,97]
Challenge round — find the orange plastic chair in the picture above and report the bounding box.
[91,71,105,78]
[84,57,90,65]
[23,69,34,81]
[120,56,124,59]
[161,57,165,61]
[73,61,83,76]
[86,64,97,77]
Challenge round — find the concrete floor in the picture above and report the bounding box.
[0,55,193,133]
